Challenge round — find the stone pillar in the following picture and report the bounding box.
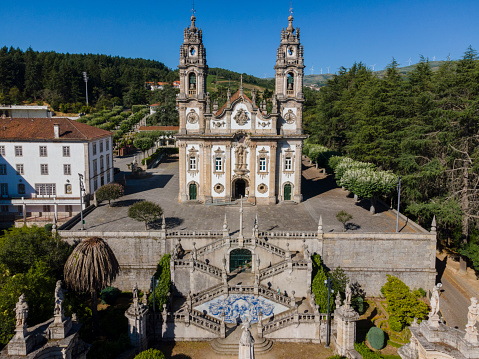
[225,144,232,200]
[334,301,359,356]
[294,143,303,202]
[249,144,257,203]
[268,143,277,204]
[257,310,263,338]
[178,142,188,202]
[125,287,149,353]
[220,310,226,338]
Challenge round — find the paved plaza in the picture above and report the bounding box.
[71,152,420,234]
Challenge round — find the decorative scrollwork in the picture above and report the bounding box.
[284,109,296,124]
[234,109,249,126]
[257,183,268,194]
[187,109,199,124]
[213,121,225,128]
[258,121,270,128]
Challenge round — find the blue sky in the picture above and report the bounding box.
[1,0,478,78]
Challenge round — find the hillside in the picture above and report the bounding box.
[303,61,446,87]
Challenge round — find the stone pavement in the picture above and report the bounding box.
[72,153,421,234]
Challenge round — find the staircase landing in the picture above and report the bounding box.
[210,324,273,355]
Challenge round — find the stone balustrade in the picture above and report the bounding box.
[262,310,328,335]
[259,231,317,239]
[191,284,226,306]
[259,261,289,280]
[192,260,223,279]
[168,230,223,238]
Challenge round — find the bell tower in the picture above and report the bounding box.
[274,12,305,100]
[178,11,208,134]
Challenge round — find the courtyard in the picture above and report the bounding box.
[71,152,422,234]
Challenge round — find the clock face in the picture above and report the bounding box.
[190,47,196,56]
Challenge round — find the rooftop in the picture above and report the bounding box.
[0,105,49,110]
[0,117,112,141]
[70,153,426,234]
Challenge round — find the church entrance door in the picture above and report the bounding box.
[284,184,292,201]
[233,179,247,199]
[230,248,252,272]
[189,183,197,200]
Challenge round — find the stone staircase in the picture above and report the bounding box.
[195,236,286,259]
[210,324,273,355]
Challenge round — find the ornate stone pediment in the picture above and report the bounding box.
[234,109,249,126]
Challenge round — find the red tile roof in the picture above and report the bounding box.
[215,90,252,116]
[138,126,179,132]
[0,117,112,141]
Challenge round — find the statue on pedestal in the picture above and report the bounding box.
[54,281,65,318]
[428,284,442,328]
[238,319,255,359]
[15,294,29,328]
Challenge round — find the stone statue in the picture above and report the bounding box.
[14,294,29,327]
[466,298,479,337]
[429,285,440,317]
[132,284,139,305]
[335,292,342,309]
[54,280,65,317]
[238,319,255,359]
[345,285,352,307]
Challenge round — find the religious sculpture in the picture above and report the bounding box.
[429,285,440,317]
[238,319,255,359]
[465,297,479,343]
[14,294,29,328]
[345,285,352,307]
[234,109,249,126]
[54,280,65,317]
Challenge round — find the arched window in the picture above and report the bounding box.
[230,248,252,272]
[287,73,294,95]
[188,73,197,96]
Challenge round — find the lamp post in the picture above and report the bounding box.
[78,173,85,230]
[82,72,89,106]
[396,176,402,232]
[324,278,334,348]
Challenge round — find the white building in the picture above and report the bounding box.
[0,105,52,118]
[0,117,113,226]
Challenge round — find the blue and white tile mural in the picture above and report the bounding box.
[194,295,289,323]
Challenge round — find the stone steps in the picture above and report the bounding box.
[209,325,273,355]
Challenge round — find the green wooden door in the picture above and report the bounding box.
[284,184,292,201]
[230,249,252,272]
[189,183,197,200]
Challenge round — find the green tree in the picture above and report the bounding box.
[134,349,166,359]
[380,275,428,328]
[0,226,71,277]
[336,211,353,231]
[149,254,171,311]
[128,201,163,229]
[95,183,124,207]
[64,237,120,335]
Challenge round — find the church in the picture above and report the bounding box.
[176,12,307,204]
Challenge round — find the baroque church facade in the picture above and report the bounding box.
[176,13,307,204]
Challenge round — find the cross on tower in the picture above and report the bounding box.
[191,0,196,16]
[289,2,293,16]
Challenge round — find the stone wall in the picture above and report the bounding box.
[59,229,436,296]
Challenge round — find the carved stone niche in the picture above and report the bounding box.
[257,147,270,176]
[234,144,249,176]
[234,108,249,126]
[283,109,296,124]
[187,109,199,124]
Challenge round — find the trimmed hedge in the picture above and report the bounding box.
[100,287,121,305]
[367,327,386,350]
[134,349,165,359]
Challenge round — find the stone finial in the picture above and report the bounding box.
[206,93,211,113]
[272,95,278,113]
[239,74,244,96]
[142,291,148,306]
[223,214,228,230]
[251,88,256,107]
[161,213,166,231]
[213,99,218,112]
[318,215,323,234]
[431,215,437,233]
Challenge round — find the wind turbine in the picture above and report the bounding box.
[447,53,451,61]
[432,56,436,61]
[310,66,314,75]
[408,57,412,66]
[326,66,330,74]
[371,64,376,71]
[320,68,323,74]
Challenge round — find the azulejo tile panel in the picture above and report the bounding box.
[194,294,289,323]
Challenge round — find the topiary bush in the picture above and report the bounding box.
[388,315,403,332]
[100,286,121,305]
[367,326,386,350]
[354,342,383,359]
[134,348,166,359]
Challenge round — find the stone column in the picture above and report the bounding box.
[334,298,359,356]
[178,142,188,202]
[249,143,257,203]
[204,144,212,203]
[268,143,277,204]
[294,143,303,202]
[225,144,232,200]
[125,287,149,353]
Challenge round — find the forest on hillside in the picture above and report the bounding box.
[0,46,177,112]
[304,47,479,265]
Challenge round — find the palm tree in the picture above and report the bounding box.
[64,237,119,334]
